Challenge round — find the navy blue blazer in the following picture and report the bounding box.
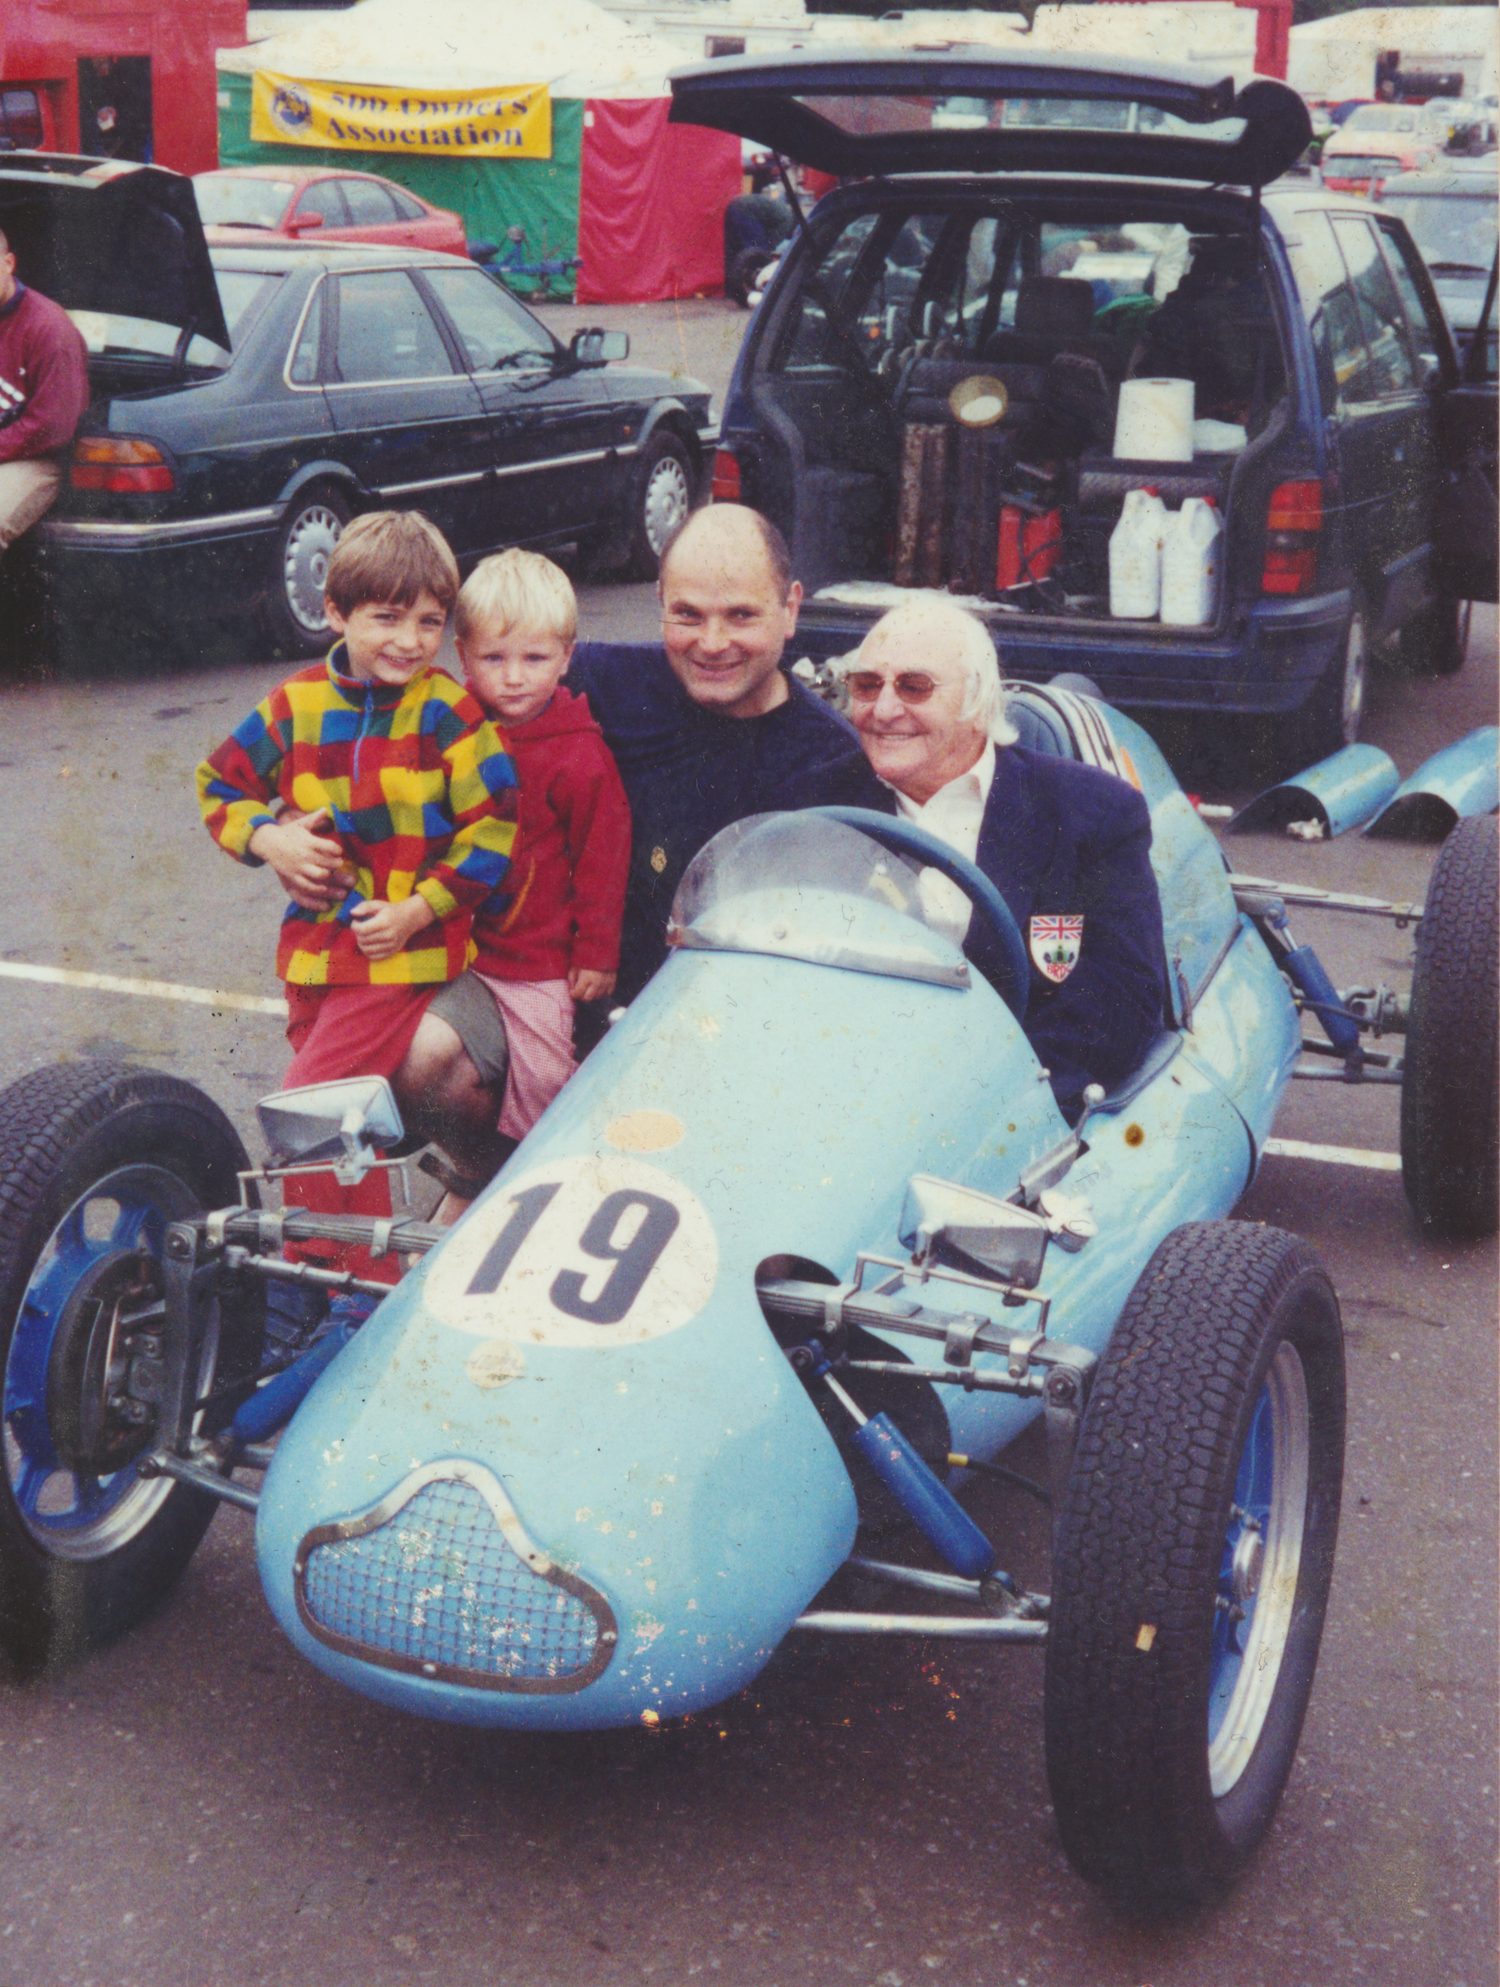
[889,746,1169,1108]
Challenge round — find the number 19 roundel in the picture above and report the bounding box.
[423,1154,719,1347]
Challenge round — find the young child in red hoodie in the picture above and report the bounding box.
[427,548,629,1188]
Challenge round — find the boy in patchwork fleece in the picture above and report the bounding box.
[197,510,518,1093]
[196,512,518,1276]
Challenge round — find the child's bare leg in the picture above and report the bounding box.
[393,1011,511,1186]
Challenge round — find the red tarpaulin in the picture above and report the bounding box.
[577,97,742,304]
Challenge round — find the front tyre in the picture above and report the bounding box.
[1400,814,1499,1239]
[626,433,694,580]
[264,485,352,658]
[1044,1222,1345,1916]
[0,1064,252,1675]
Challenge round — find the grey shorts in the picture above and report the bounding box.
[426,971,510,1087]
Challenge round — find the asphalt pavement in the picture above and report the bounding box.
[0,295,1494,1987]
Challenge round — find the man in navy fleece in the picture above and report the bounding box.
[397,503,882,1179]
[566,502,881,1005]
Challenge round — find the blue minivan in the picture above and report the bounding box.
[671,49,1498,758]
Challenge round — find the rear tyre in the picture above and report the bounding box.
[626,434,694,580]
[0,1064,253,1675]
[1400,597,1468,678]
[1302,597,1367,761]
[1400,814,1499,1239]
[264,485,352,658]
[1045,1221,1344,1917]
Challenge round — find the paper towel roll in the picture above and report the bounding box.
[1113,377,1195,463]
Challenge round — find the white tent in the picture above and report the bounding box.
[220,0,690,98]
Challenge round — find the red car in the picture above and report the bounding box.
[193,165,467,255]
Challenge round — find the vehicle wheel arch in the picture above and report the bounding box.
[270,461,371,515]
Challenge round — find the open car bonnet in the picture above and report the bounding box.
[0,155,230,352]
[670,45,1311,190]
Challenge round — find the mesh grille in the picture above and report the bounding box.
[300,1478,602,1684]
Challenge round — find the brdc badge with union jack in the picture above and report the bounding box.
[1030,914,1083,983]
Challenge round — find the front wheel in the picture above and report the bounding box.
[264,486,352,658]
[1044,1221,1345,1916]
[626,434,694,580]
[1400,813,1499,1239]
[0,1064,254,1674]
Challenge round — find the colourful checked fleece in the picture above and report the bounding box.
[197,647,519,987]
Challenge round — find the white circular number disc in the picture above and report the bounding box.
[425,1154,718,1347]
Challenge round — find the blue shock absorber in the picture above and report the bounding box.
[1282,942,1362,1056]
[231,1316,359,1446]
[824,1369,997,1581]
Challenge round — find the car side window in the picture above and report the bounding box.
[1373,222,1446,384]
[296,180,348,226]
[387,188,427,222]
[1332,216,1418,398]
[342,178,400,227]
[421,265,555,370]
[288,280,324,385]
[774,212,882,370]
[1284,210,1370,414]
[331,271,455,382]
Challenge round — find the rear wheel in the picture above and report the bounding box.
[1303,597,1367,761]
[0,1064,253,1674]
[1045,1221,1345,1916]
[626,434,694,580]
[1400,814,1499,1239]
[1400,597,1469,678]
[264,485,352,658]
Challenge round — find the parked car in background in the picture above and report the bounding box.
[1320,102,1440,190]
[194,165,468,257]
[0,156,712,658]
[1374,155,1500,371]
[672,47,1497,759]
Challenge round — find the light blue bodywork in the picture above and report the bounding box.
[255,701,1302,1729]
[1364,726,1500,840]
[1228,743,1401,839]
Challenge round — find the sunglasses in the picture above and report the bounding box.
[845,671,939,705]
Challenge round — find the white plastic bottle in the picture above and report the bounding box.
[1160,496,1221,627]
[1108,487,1166,618]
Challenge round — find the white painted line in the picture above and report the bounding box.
[0,960,286,1017]
[1262,1136,1401,1172]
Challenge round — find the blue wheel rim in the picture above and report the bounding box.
[1207,1339,1310,1797]
[3,1165,201,1561]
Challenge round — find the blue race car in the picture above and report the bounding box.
[1,685,1494,1915]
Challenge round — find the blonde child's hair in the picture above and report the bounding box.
[324,510,460,616]
[456,547,578,647]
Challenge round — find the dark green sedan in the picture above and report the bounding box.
[3,157,712,658]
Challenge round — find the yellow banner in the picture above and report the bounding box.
[251,71,552,157]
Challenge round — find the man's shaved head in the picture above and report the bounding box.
[659,503,793,601]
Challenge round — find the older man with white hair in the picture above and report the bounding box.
[845,593,1168,1114]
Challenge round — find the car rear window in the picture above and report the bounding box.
[1320,158,1392,181]
[792,91,1248,149]
[196,175,296,229]
[66,270,278,368]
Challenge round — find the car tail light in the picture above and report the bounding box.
[70,437,175,494]
[710,448,741,505]
[1262,479,1323,596]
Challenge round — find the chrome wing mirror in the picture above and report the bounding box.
[899,1174,1052,1289]
[256,1077,404,1184]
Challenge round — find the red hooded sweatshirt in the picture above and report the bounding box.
[471,685,630,982]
